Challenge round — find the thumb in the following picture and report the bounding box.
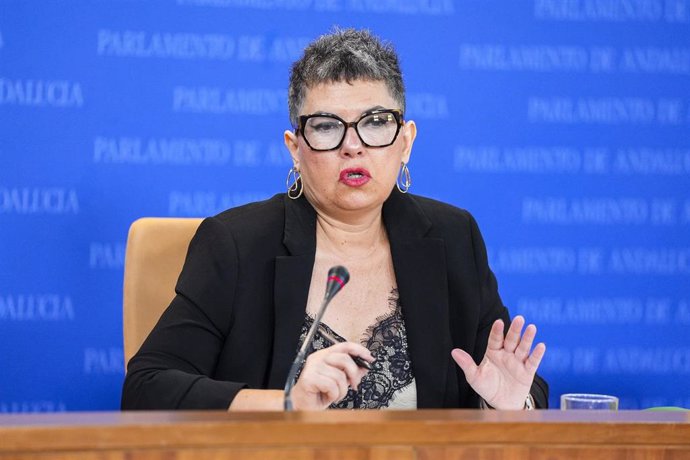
[451,348,478,384]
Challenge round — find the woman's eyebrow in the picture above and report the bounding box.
[363,105,387,113]
[306,105,389,119]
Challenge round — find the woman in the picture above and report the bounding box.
[121,29,548,411]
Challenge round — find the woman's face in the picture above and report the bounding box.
[284,80,417,217]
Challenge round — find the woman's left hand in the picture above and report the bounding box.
[451,315,546,410]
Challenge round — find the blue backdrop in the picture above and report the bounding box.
[1,0,689,412]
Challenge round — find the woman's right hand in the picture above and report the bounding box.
[290,342,374,410]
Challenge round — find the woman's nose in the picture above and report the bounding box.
[339,125,364,156]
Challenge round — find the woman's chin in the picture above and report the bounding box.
[305,184,392,216]
[332,192,388,214]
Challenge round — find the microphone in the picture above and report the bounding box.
[324,265,350,302]
[283,266,350,411]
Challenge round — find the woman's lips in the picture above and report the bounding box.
[339,168,371,187]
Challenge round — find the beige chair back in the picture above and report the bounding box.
[123,217,202,367]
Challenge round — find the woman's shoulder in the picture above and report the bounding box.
[406,193,475,228]
[399,193,489,253]
[384,191,482,244]
[195,193,287,243]
[213,193,285,223]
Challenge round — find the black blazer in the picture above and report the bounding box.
[121,191,548,410]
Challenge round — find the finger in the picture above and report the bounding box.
[525,342,546,374]
[451,348,478,384]
[299,369,339,407]
[351,367,369,391]
[333,342,375,363]
[486,319,505,351]
[324,364,352,400]
[503,316,525,353]
[514,324,537,362]
[323,342,374,361]
[301,353,349,402]
[346,357,370,390]
[325,353,364,388]
[316,367,350,402]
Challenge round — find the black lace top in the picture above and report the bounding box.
[297,288,417,409]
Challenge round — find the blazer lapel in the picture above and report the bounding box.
[267,192,453,408]
[268,195,316,388]
[384,192,452,408]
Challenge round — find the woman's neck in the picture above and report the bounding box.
[314,206,387,260]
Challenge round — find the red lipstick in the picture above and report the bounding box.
[339,168,371,187]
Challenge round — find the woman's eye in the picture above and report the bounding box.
[309,119,341,132]
[362,114,391,128]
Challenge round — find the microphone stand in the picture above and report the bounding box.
[283,266,349,411]
[283,293,331,411]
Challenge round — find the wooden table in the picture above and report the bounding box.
[1,410,689,459]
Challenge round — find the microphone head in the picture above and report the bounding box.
[324,265,350,301]
[328,265,350,284]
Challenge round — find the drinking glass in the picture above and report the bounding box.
[560,393,619,410]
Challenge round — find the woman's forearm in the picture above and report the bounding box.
[228,389,284,411]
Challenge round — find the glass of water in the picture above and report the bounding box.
[560,393,619,410]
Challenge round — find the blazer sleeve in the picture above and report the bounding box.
[467,213,549,409]
[121,217,247,410]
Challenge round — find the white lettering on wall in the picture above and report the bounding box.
[488,247,577,273]
[168,191,271,216]
[83,348,124,374]
[0,295,75,321]
[459,45,589,72]
[459,45,690,75]
[406,93,449,119]
[0,188,79,214]
[453,146,690,175]
[528,97,683,124]
[0,401,67,413]
[604,348,690,373]
[0,78,84,108]
[609,248,690,274]
[172,87,286,114]
[534,0,666,22]
[522,197,651,225]
[93,137,275,167]
[176,0,455,14]
[89,243,125,269]
[490,247,690,274]
[98,30,236,59]
[97,30,309,62]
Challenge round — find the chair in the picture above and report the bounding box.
[123,217,202,367]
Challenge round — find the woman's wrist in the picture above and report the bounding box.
[228,389,284,411]
[480,394,535,410]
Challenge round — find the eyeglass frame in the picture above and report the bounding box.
[294,108,405,152]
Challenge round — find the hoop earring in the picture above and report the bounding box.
[286,166,303,200]
[396,162,411,194]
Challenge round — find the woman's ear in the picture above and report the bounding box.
[401,120,417,164]
[284,130,300,169]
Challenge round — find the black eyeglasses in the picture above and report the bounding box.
[295,109,404,151]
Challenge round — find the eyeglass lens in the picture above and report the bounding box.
[303,111,399,150]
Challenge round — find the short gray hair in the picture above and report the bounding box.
[288,28,406,127]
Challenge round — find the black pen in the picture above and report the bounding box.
[318,327,373,370]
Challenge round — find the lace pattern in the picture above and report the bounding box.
[296,288,416,409]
